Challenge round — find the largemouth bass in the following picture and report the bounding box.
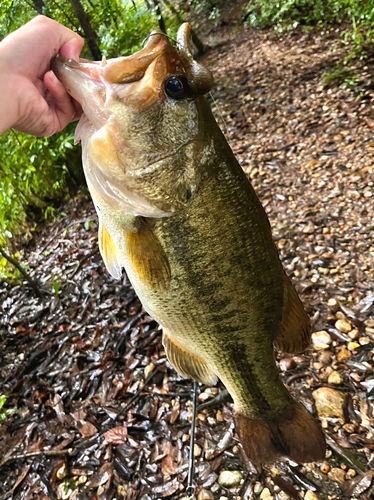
[53,24,325,466]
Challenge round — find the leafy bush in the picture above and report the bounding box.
[0,0,179,255]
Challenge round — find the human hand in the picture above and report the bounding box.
[0,16,84,137]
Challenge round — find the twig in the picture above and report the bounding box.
[100,369,159,435]
[0,246,42,298]
[326,434,366,473]
[197,388,232,413]
[0,447,71,468]
[38,217,97,255]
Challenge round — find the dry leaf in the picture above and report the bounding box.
[77,421,98,438]
[104,426,128,444]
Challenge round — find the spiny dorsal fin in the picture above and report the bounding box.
[163,331,217,386]
[124,219,171,291]
[273,274,311,353]
[98,220,123,279]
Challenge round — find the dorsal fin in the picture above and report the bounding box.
[273,274,311,353]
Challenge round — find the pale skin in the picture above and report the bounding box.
[0,15,84,137]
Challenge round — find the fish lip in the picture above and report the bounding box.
[52,56,105,88]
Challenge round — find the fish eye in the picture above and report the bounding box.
[164,76,189,100]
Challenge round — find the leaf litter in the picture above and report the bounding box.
[2,24,374,500]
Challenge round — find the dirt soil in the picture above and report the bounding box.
[2,23,374,500]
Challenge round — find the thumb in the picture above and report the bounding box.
[60,36,85,61]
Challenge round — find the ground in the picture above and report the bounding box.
[1,22,374,500]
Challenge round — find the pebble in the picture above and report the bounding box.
[328,467,346,484]
[277,492,290,500]
[312,387,346,419]
[305,491,319,500]
[359,336,370,345]
[198,489,215,500]
[327,298,338,309]
[327,371,343,385]
[335,319,351,333]
[320,462,330,474]
[194,444,202,457]
[336,348,351,362]
[346,468,356,479]
[343,423,355,433]
[348,341,360,351]
[279,358,296,371]
[311,331,332,349]
[253,482,263,494]
[303,221,315,234]
[318,350,333,364]
[260,487,274,500]
[218,470,244,488]
[348,329,359,340]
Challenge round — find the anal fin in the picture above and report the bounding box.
[124,219,171,291]
[274,274,311,353]
[163,331,217,386]
[99,220,123,279]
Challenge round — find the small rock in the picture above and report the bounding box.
[320,462,330,474]
[346,468,356,479]
[194,444,202,457]
[303,221,315,234]
[318,350,333,364]
[348,329,359,340]
[359,336,370,345]
[218,470,244,488]
[312,331,332,349]
[253,482,263,495]
[305,491,319,500]
[328,467,346,484]
[279,358,296,371]
[351,372,362,382]
[335,311,347,320]
[327,298,338,309]
[336,348,351,362]
[198,489,215,500]
[335,319,351,333]
[260,487,274,500]
[277,492,290,500]
[327,371,343,385]
[78,475,87,484]
[117,484,128,497]
[348,341,360,351]
[343,423,355,433]
[207,417,217,427]
[312,387,346,419]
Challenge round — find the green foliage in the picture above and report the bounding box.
[0,123,82,246]
[0,394,17,421]
[244,0,374,57]
[0,0,180,260]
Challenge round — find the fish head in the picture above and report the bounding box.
[53,23,215,217]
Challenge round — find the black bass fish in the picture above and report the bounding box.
[53,23,325,466]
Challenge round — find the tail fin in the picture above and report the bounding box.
[235,403,326,466]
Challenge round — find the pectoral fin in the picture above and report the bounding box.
[163,331,217,386]
[124,220,171,291]
[98,220,123,279]
[273,274,311,353]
